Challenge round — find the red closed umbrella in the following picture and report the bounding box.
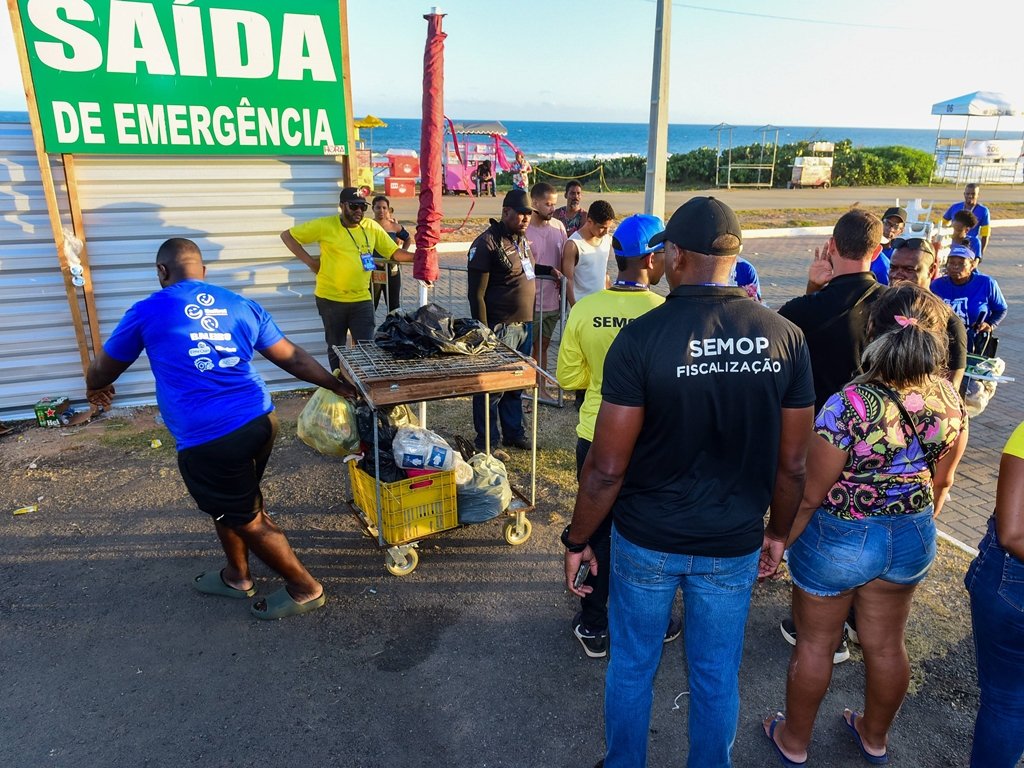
[414,9,446,285]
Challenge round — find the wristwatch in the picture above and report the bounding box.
[560,524,588,553]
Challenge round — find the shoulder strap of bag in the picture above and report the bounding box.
[811,282,884,338]
[871,383,936,479]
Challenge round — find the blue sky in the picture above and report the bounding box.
[3,0,1023,130]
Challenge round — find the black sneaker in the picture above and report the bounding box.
[573,618,609,658]
[664,617,682,643]
[780,617,850,664]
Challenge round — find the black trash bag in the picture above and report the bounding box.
[354,403,417,483]
[375,303,496,358]
[437,317,498,356]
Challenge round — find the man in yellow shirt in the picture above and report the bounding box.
[281,187,414,370]
[556,214,675,657]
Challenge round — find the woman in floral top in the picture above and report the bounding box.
[765,283,969,767]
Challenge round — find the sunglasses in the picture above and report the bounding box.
[345,202,368,211]
[890,237,934,255]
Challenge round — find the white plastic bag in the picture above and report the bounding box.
[456,453,513,524]
[393,426,456,471]
[453,455,474,486]
[297,388,359,457]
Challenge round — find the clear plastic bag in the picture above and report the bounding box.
[297,388,360,457]
[393,426,456,471]
[456,453,513,524]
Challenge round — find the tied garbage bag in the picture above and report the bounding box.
[297,388,359,457]
[375,302,496,358]
[457,453,513,524]
[453,455,474,486]
[355,403,418,483]
[393,426,456,472]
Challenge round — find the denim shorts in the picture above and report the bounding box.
[788,507,936,596]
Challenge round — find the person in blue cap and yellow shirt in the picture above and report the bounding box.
[556,214,680,658]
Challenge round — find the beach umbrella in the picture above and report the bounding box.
[414,10,445,286]
[354,114,388,153]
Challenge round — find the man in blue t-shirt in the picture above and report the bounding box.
[86,238,354,621]
[942,183,991,257]
[931,244,1008,353]
[871,206,906,285]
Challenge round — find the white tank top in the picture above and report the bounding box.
[570,231,611,301]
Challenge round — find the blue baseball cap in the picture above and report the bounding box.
[948,243,977,260]
[612,214,665,258]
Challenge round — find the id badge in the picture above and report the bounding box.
[520,254,535,281]
[360,251,375,272]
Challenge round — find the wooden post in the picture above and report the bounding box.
[338,0,357,188]
[62,153,103,353]
[7,0,93,377]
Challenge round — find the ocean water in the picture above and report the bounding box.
[4,110,1019,161]
[369,117,1024,162]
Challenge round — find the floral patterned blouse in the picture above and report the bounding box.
[815,379,966,520]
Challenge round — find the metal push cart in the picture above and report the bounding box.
[335,342,538,576]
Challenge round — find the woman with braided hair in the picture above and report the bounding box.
[764,283,969,766]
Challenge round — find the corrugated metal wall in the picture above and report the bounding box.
[1,115,357,419]
[0,120,81,421]
[73,153,346,408]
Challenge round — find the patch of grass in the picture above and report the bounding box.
[98,424,170,451]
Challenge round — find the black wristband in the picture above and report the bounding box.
[560,524,588,553]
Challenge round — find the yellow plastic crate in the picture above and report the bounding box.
[347,461,458,545]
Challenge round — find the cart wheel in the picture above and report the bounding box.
[503,518,532,546]
[385,547,419,576]
[822,181,831,189]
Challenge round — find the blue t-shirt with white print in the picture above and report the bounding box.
[103,280,284,450]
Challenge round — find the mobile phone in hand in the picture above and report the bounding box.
[573,561,591,589]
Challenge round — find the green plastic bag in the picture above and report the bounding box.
[297,388,360,457]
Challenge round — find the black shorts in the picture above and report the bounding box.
[177,412,278,528]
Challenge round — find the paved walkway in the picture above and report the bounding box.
[381,226,1022,549]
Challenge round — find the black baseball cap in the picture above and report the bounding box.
[882,206,907,222]
[648,196,742,256]
[502,189,533,214]
[339,187,367,205]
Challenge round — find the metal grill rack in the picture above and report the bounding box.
[335,342,534,409]
[338,341,524,381]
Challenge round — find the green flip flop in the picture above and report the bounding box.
[192,569,257,599]
[251,587,326,620]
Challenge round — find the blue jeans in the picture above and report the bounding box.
[472,322,532,448]
[965,518,1024,768]
[604,526,759,768]
[788,508,936,596]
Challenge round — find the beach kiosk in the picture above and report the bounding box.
[443,120,511,195]
[931,91,1022,184]
[790,142,835,189]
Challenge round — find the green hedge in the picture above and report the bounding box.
[496,140,934,189]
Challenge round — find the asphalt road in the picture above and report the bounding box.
[387,184,1024,220]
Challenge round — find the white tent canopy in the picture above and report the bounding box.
[931,91,1023,184]
[931,91,1017,117]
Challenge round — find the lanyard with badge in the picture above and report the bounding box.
[344,224,375,272]
[512,238,535,280]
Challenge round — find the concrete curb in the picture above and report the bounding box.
[938,529,979,557]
